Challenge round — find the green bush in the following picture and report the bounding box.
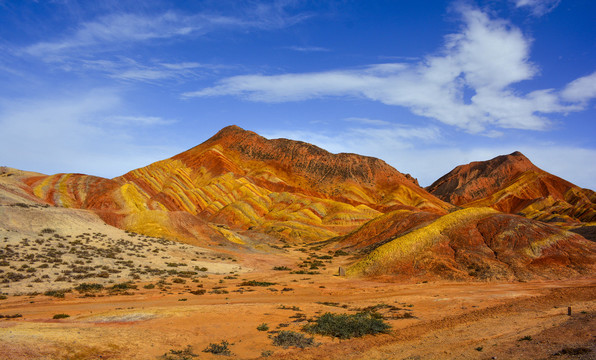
[239,280,277,287]
[272,266,290,271]
[44,289,70,298]
[272,331,315,349]
[75,283,104,292]
[53,313,70,319]
[303,312,391,339]
[257,323,269,331]
[110,282,138,291]
[159,345,199,359]
[203,340,232,355]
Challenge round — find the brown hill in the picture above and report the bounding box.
[345,208,596,281]
[17,126,450,245]
[427,152,596,224]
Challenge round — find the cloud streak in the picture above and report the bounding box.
[0,90,179,177]
[513,0,561,16]
[186,7,593,134]
[24,3,309,59]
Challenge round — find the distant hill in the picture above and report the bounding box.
[427,151,596,225]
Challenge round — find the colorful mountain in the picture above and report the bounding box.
[17,126,451,245]
[344,207,595,280]
[427,151,596,225]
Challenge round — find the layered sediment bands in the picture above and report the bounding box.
[428,151,596,224]
[330,210,440,252]
[170,125,451,213]
[347,208,596,280]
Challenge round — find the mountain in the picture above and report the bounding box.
[3,129,595,281]
[427,152,596,225]
[342,207,596,280]
[18,126,451,245]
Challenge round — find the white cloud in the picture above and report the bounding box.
[286,46,330,52]
[24,4,309,59]
[513,0,561,16]
[0,90,180,177]
[78,58,209,83]
[187,7,588,134]
[343,117,391,126]
[560,71,596,104]
[104,115,176,126]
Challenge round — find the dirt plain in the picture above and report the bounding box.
[1,241,594,360]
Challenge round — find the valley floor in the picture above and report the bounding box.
[0,251,594,360]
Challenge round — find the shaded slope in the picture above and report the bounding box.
[427,152,596,224]
[347,208,595,280]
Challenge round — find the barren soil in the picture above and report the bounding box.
[1,247,594,360]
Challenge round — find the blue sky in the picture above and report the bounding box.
[0,0,595,189]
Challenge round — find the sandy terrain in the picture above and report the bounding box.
[1,247,594,360]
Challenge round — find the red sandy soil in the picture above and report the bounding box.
[1,248,594,360]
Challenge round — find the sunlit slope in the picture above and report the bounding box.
[26,125,460,244]
[167,125,452,213]
[428,151,596,224]
[328,209,440,252]
[117,155,382,243]
[105,125,452,243]
[347,208,596,280]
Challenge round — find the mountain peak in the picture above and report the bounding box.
[426,152,540,205]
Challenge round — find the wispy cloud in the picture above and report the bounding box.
[286,46,330,52]
[0,90,179,177]
[186,6,592,135]
[104,115,176,126]
[24,3,310,59]
[513,0,561,16]
[76,58,228,83]
[343,117,391,126]
[560,71,596,104]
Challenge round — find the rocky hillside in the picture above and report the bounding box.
[427,152,596,225]
[343,208,595,280]
[16,126,451,245]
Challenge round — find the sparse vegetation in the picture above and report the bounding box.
[272,266,290,271]
[44,289,70,298]
[257,323,269,331]
[240,280,277,287]
[553,347,592,356]
[272,330,315,349]
[74,283,104,292]
[518,335,532,341]
[203,340,232,356]
[303,312,391,339]
[52,313,70,319]
[158,345,199,360]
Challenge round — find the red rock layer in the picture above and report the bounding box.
[427,152,596,224]
[165,125,451,213]
[346,209,596,281]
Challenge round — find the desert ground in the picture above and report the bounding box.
[1,234,594,360]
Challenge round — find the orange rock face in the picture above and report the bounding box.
[19,126,450,245]
[344,208,595,280]
[427,151,596,224]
